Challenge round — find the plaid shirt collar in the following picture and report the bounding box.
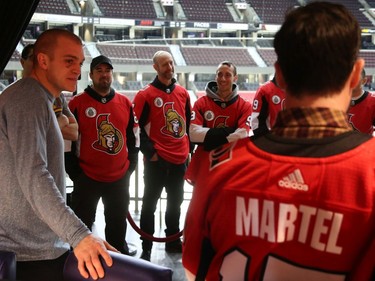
[272,107,352,138]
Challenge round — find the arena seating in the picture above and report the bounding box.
[222,39,244,47]
[248,0,300,25]
[360,50,375,68]
[307,0,373,27]
[194,81,208,90]
[255,39,273,48]
[249,0,373,27]
[125,81,143,91]
[5,0,375,94]
[96,34,117,42]
[23,30,34,40]
[32,0,375,30]
[256,49,277,67]
[95,44,170,64]
[144,36,167,45]
[241,82,259,91]
[180,47,257,66]
[35,0,74,15]
[362,39,375,50]
[178,0,234,22]
[95,0,157,19]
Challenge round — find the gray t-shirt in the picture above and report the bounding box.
[0,78,90,261]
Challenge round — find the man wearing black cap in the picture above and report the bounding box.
[68,55,140,256]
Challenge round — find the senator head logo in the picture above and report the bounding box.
[161,102,185,138]
[92,114,123,154]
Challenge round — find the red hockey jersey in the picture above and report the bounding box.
[183,138,375,281]
[69,90,138,182]
[251,80,285,136]
[348,91,375,135]
[185,95,252,185]
[190,95,252,132]
[132,83,191,164]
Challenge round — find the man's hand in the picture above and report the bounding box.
[73,234,119,280]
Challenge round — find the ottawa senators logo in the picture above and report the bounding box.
[214,115,229,128]
[348,113,362,132]
[209,142,235,170]
[161,102,185,138]
[92,114,123,154]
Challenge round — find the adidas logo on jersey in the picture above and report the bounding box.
[278,169,308,191]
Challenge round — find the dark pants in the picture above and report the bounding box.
[140,158,186,251]
[71,172,130,253]
[16,251,69,281]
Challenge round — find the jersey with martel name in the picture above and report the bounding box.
[183,138,375,281]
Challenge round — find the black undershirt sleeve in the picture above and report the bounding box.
[203,127,236,151]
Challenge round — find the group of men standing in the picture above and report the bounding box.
[65,50,254,262]
[65,50,255,263]
[1,2,375,280]
[0,27,255,279]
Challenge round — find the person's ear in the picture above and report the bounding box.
[349,58,365,89]
[36,53,49,70]
[274,62,286,90]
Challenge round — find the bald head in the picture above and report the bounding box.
[152,51,172,64]
[152,50,175,85]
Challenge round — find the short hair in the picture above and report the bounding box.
[274,2,360,97]
[21,44,34,60]
[33,29,82,61]
[217,61,237,76]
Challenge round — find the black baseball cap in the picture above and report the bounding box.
[90,55,113,71]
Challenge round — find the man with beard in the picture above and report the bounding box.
[68,55,140,256]
[132,51,192,261]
